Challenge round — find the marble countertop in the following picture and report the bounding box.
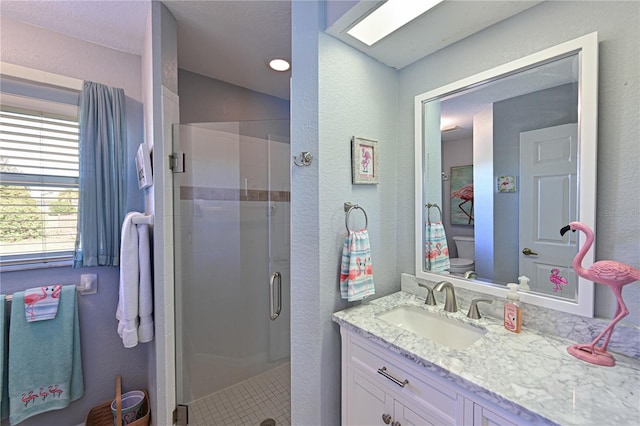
[332,291,640,426]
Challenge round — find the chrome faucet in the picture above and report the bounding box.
[434,281,458,312]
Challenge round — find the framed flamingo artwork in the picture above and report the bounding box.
[450,165,474,225]
[351,136,379,184]
[497,175,517,192]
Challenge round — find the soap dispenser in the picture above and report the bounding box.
[504,283,522,333]
[518,275,530,292]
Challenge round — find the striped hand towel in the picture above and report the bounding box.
[425,221,450,272]
[340,230,375,302]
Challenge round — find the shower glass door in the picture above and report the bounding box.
[173,120,290,424]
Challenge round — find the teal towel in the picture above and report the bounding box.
[1,295,8,420]
[8,286,83,424]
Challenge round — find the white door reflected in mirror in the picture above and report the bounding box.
[519,123,578,299]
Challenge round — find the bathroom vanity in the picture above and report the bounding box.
[333,291,640,426]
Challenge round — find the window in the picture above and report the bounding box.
[0,106,79,266]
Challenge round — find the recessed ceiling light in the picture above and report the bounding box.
[268,58,290,72]
[347,0,444,46]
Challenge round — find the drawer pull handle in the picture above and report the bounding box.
[382,413,392,424]
[391,422,401,426]
[377,366,409,388]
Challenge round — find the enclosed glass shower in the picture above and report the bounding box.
[173,120,290,425]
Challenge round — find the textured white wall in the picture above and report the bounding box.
[0,17,142,101]
[291,1,399,423]
[397,1,640,324]
[290,2,322,424]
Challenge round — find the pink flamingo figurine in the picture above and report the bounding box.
[549,268,568,292]
[560,221,640,366]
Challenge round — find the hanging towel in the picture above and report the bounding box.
[117,212,154,348]
[8,286,83,424]
[340,230,375,302]
[1,295,8,420]
[425,221,450,272]
[23,285,62,322]
[137,222,153,343]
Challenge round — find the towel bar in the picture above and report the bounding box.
[426,203,442,223]
[132,214,154,225]
[3,281,92,303]
[344,202,368,232]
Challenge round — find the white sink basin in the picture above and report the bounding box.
[377,305,487,350]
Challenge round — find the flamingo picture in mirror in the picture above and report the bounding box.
[560,222,640,366]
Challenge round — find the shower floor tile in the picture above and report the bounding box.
[188,362,291,426]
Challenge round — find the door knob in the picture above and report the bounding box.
[382,413,392,424]
[522,248,538,256]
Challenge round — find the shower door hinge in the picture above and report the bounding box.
[169,152,185,173]
[173,404,189,426]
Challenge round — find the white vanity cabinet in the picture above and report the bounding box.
[342,330,464,425]
[340,329,522,426]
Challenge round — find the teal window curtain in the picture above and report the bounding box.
[73,81,127,267]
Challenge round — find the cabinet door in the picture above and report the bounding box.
[347,369,394,426]
[474,404,517,426]
[394,400,448,426]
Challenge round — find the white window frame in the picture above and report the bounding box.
[0,64,82,270]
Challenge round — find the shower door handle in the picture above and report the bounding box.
[269,272,282,321]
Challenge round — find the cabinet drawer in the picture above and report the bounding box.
[348,335,460,424]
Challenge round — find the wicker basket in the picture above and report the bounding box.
[85,376,150,426]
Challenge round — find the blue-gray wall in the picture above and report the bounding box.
[397,0,640,323]
[1,98,147,426]
[292,1,639,423]
[291,1,399,423]
[178,69,290,123]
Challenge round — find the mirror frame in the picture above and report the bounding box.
[414,32,598,317]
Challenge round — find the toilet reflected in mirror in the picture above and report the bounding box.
[448,236,475,275]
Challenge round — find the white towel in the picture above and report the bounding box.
[137,223,153,343]
[116,212,154,348]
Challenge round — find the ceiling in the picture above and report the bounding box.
[0,0,291,99]
[0,1,542,101]
[0,0,149,57]
[326,1,542,70]
[162,0,291,100]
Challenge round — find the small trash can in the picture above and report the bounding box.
[85,376,150,426]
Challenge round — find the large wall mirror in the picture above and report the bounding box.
[414,33,598,317]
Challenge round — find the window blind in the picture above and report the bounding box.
[0,107,79,265]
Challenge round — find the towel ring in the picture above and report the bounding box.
[344,202,368,232]
[426,203,442,223]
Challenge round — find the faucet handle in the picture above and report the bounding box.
[467,299,493,319]
[417,283,437,305]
